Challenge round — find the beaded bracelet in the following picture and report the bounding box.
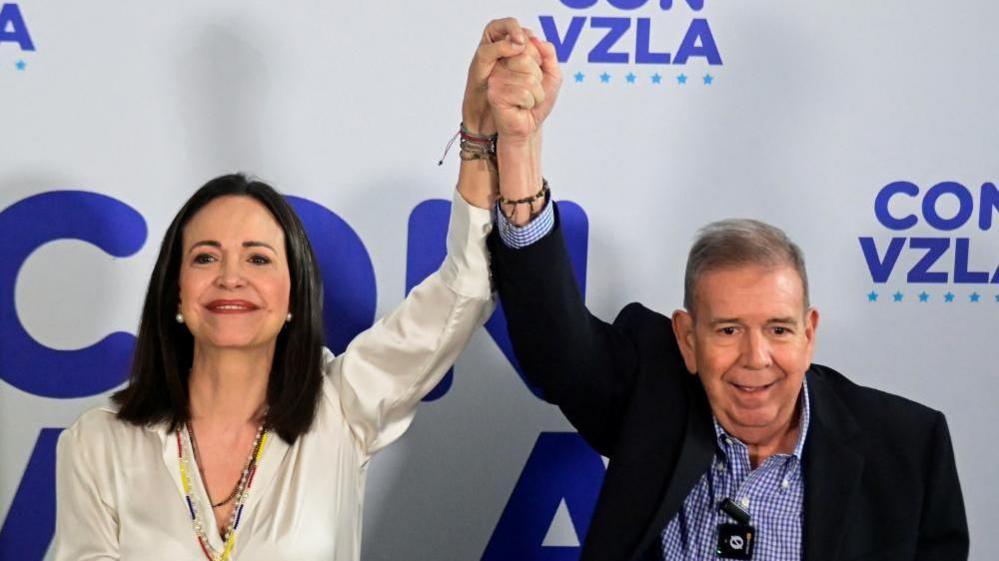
[498,179,550,221]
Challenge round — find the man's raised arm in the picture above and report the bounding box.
[485,28,640,455]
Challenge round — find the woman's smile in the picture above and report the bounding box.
[205,299,261,314]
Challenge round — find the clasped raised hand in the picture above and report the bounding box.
[462,18,561,142]
[486,26,561,143]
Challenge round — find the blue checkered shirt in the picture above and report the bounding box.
[495,197,556,248]
[497,200,811,560]
[661,381,810,560]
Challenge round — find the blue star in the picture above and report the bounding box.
[970,292,981,303]
[677,74,687,85]
[867,291,878,302]
[625,72,636,84]
[918,291,929,302]
[600,72,611,84]
[893,291,903,302]
[944,292,955,303]
[15,60,26,71]
[703,74,714,85]
[651,73,662,84]
[574,71,584,83]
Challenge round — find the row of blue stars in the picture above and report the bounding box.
[866,291,999,303]
[572,71,714,85]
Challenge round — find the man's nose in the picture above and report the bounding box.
[741,330,772,370]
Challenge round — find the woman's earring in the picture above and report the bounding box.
[175,312,184,324]
[286,313,293,323]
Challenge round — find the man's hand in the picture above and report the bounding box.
[482,27,562,225]
[456,18,562,214]
[462,18,533,136]
[488,33,562,143]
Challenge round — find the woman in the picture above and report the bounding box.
[52,18,547,561]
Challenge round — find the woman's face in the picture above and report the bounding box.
[178,195,291,352]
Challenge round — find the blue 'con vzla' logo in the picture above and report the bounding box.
[0,3,35,51]
[859,181,999,291]
[540,0,722,65]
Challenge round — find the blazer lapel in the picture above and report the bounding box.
[803,373,865,561]
[630,378,715,561]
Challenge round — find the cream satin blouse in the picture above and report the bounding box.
[52,190,494,561]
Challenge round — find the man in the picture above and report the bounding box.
[482,19,969,561]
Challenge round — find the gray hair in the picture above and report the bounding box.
[683,218,809,312]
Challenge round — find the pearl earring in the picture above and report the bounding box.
[286,313,293,323]
[175,312,184,324]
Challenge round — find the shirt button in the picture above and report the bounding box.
[781,479,790,489]
[740,497,750,508]
[725,438,733,446]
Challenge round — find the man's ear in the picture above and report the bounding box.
[803,306,820,361]
[672,309,698,375]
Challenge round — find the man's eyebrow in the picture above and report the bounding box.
[708,317,799,326]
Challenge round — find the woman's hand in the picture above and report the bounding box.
[461,18,533,136]
[456,18,561,212]
[487,35,561,144]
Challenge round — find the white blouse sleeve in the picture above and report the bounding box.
[327,189,495,457]
[52,416,120,560]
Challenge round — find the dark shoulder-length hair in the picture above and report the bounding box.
[113,173,325,443]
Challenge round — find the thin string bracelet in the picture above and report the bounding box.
[438,123,497,165]
[437,130,460,166]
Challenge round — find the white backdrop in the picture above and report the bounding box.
[1,0,996,559]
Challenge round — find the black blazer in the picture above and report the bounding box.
[487,208,968,561]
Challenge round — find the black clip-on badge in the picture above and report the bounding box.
[716,498,755,560]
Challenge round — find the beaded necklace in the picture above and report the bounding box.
[189,425,253,509]
[177,422,268,561]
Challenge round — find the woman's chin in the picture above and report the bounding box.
[196,333,275,351]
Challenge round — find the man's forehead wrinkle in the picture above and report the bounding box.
[693,268,807,318]
[696,303,805,328]
[705,315,800,326]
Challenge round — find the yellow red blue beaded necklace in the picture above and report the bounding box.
[176,423,268,561]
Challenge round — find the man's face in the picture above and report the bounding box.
[672,264,819,442]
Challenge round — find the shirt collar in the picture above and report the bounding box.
[712,377,811,461]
